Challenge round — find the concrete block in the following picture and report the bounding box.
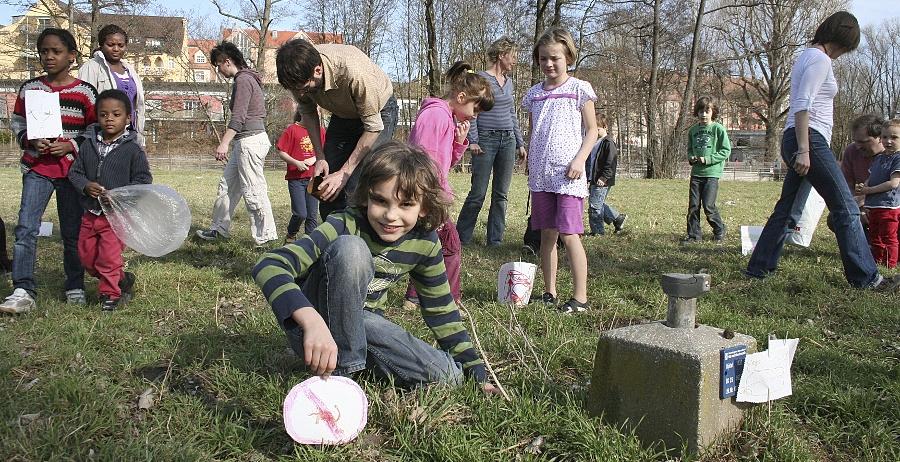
[587,322,757,454]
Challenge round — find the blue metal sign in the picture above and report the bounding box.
[720,344,747,399]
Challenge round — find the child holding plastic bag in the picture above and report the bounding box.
[0,28,97,315]
[254,142,498,393]
[405,61,494,306]
[68,89,152,310]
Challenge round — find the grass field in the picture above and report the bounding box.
[0,168,897,461]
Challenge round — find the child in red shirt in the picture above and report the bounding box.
[276,113,325,242]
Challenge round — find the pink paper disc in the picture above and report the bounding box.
[283,376,368,445]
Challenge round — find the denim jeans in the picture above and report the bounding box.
[587,184,621,234]
[456,129,516,245]
[282,235,463,388]
[12,170,84,296]
[320,96,399,220]
[209,132,277,244]
[287,179,319,236]
[746,128,879,287]
[687,176,726,239]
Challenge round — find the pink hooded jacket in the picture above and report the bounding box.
[408,97,469,198]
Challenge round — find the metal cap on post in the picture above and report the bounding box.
[660,273,710,328]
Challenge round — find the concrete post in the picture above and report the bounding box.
[666,296,697,328]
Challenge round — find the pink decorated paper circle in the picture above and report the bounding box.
[283,376,368,445]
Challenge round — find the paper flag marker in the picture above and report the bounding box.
[736,337,799,403]
[283,376,368,445]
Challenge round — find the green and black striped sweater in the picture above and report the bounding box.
[253,209,486,381]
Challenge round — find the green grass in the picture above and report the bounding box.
[0,168,897,461]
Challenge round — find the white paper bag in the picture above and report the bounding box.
[786,188,826,247]
[497,261,537,306]
[740,225,764,256]
[25,90,63,140]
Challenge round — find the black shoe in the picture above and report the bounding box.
[541,292,557,307]
[613,214,628,233]
[283,233,298,245]
[119,271,136,302]
[100,295,124,311]
[195,229,223,241]
[558,298,590,314]
[871,274,900,292]
[680,236,701,245]
[714,225,727,242]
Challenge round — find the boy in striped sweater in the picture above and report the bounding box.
[68,89,152,311]
[254,142,497,393]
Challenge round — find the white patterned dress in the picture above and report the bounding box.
[522,77,597,198]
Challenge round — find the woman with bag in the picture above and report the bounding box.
[744,11,899,291]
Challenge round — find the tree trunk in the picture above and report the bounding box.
[645,0,661,178]
[532,0,552,85]
[423,0,439,96]
[673,0,707,163]
[256,0,273,73]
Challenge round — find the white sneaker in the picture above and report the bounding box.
[65,289,87,305]
[0,288,36,314]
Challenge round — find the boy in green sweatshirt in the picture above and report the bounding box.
[683,96,731,243]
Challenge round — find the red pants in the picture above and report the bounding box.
[867,208,900,269]
[406,219,462,302]
[78,213,126,298]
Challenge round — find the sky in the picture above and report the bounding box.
[0,0,896,39]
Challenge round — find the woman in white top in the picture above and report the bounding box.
[745,11,898,291]
[78,24,146,146]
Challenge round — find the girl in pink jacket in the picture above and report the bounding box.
[406,62,494,304]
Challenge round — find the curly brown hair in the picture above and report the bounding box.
[350,142,450,231]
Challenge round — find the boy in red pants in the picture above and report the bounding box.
[68,89,152,310]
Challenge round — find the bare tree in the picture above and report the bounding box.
[211,0,291,72]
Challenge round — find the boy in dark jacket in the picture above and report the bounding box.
[586,114,627,235]
[68,89,152,310]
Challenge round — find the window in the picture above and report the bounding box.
[194,52,206,64]
[37,17,51,31]
[146,38,162,48]
[168,59,175,69]
[193,70,207,82]
[183,100,200,111]
[145,100,162,110]
[129,37,140,44]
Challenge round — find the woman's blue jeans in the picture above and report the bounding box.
[457,129,516,245]
[746,128,878,287]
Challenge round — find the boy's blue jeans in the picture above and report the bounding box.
[746,127,879,287]
[686,176,726,239]
[457,129,516,245]
[286,178,319,236]
[12,170,84,297]
[587,184,621,234]
[282,235,463,388]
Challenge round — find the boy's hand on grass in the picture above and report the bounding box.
[292,307,338,377]
[482,382,502,396]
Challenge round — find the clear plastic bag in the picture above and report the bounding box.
[100,184,191,257]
